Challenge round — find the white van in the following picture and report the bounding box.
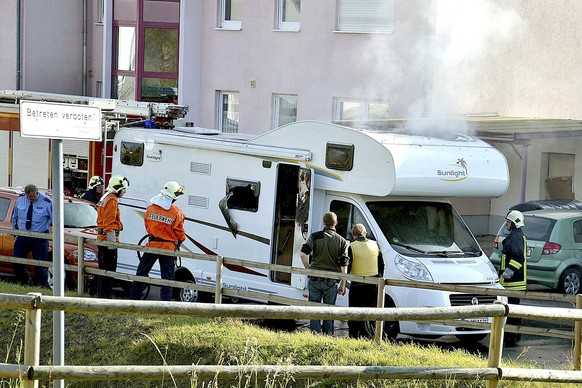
[112,120,509,340]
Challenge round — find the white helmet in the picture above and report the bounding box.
[506,210,525,228]
[88,175,104,189]
[161,181,184,200]
[107,175,130,193]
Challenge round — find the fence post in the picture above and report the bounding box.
[23,292,42,388]
[574,294,582,370]
[215,255,223,304]
[374,277,386,343]
[77,237,85,296]
[486,302,506,388]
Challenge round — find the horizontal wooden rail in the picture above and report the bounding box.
[0,293,508,321]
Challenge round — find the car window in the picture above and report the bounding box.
[0,197,9,222]
[522,216,555,241]
[64,202,98,228]
[574,220,582,243]
[498,215,555,241]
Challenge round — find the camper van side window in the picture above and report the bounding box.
[326,143,354,171]
[226,178,260,212]
[120,141,145,166]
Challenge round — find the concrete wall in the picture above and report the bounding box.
[21,0,83,94]
[195,0,435,133]
[433,1,582,121]
[0,0,18,89]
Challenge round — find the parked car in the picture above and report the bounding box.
[490,209,582,295]
[0,187,99,290]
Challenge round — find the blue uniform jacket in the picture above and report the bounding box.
[11,192,53,232]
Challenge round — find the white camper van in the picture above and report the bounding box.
[112,120,509,340]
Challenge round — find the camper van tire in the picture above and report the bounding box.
[456,333,488,343]
[381,298,400,340]
[172,270,212,303]
[120,280,150,300]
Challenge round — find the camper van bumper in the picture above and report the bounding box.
[387,283,505,336]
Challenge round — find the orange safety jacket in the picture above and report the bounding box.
[96,193,122,242]
[144,203,186,251]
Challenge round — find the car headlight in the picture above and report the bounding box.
[73,249,98,262]
[394,254,433,282]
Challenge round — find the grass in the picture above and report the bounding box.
[0,279,577,387]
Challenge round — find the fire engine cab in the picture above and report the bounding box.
[0,90,188,191]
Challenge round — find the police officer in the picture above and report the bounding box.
[80,175,104,204]
[500,209,527,346]
[96,175,129,298]
[130,181,186,301]
[347,223,384,339]
[11,184,52,287]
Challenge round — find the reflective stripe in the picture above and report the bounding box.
[509,259,523,270]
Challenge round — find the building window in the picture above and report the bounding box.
[217,91,240,133]
[275,0,300,31]
[273,94,298,129]
[111,0,180,102]
[219,0,242,30]
[337,0,395,33]
[333,98,390,122]
[96,0,105,24]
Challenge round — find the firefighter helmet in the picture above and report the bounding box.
[107,175,130,193]
[506,210,525,228]
[88,175,104,189]
[161,181,184,200]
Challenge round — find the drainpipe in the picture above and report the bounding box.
[16,0,22,90]
[520,143,529,203]
[82,0,88,95]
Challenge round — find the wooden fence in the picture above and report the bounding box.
[1,293,582,387]
[2,227,582,386]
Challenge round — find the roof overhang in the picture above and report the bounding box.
[337,116,582,144]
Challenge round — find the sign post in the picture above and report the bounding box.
[20,100,101,388]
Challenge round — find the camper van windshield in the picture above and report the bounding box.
[367,201,481,257]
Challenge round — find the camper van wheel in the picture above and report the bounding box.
[119,281,150,300]
[382,298,400,340]
[456,333,488,343]
[176,279,199,303]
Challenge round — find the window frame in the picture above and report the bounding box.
[336,0,395,34]
[111,1,180,102]
[272,94,298,129]
[275,0,300,32]
[217,91,240,133]
[218,0,242,30]
[332,97,390,123]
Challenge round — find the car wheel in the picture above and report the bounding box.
[559,267,582,295]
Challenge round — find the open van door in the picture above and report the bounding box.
[271,164,314,290]
[291,167,313,289]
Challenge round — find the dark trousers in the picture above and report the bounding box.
[13,236,49,287]
[97,246,118,298]
[130,252,175,301]
[348,282,378,339]
[505,296,522,343]
[308,277,339,334]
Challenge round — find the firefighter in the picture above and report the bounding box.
[96,175,129,298]
[130,181,186,301]
[499,209,527,346]
[80,175,104,204]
